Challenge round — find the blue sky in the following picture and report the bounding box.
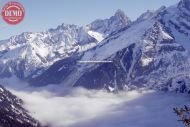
[0,0,179,40]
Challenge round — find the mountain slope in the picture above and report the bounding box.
[0,85,41,127]
[74,1,190,92]
[29,0,190,93]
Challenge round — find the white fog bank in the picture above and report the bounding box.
[0,77,189,127]
[11,88,190,127]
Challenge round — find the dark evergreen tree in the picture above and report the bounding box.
[173,105,190,127]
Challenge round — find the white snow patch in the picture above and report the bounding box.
[141,57,153,66]
[0,87,4,92]
[88,31,104,42]
[78,43,97,52]
[58,65,66,72]
[108,86,115,92]
[161,29,173,40]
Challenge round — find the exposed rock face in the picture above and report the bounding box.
[0,85,41,127]
[178,0,190,11]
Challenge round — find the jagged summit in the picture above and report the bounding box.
[136,10,154,21]
[114,9,130,23]
[49,23,78,32]
[87,9,131,35]
[115,9,125,15]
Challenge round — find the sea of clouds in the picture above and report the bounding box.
[0,77,190,127]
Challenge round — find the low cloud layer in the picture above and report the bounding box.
[1,77,190,127]
[11,88,190,127]
[12,88,142,127]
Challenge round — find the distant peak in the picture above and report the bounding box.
[114,9,130,20]
[114,9,126,17]
[113,9,131,24]
[136,10,154,21]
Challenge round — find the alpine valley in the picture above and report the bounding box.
[1,0,190,127]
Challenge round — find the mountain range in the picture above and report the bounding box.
[0,0,190,93]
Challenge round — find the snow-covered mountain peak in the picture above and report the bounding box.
[0,10,132,79]
[87,9,131,36]
[114,9,130,23]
